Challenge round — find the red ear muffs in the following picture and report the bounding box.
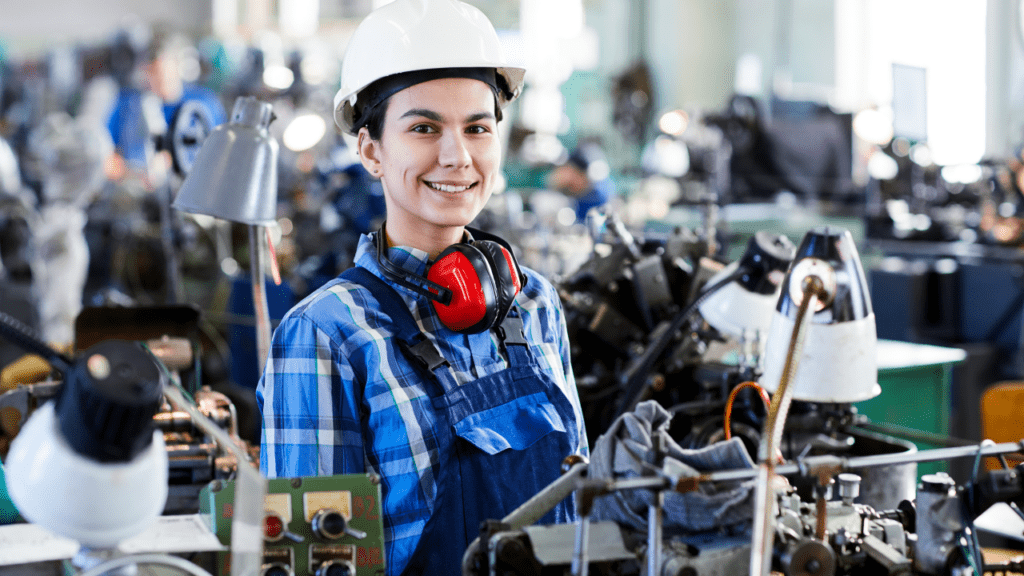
[427,240,524,333]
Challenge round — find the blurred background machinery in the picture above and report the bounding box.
[1,0,1024,575]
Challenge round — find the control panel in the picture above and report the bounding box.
[200,474,385,576]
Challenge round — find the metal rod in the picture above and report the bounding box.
[854,421,975,447]
[250,224,271,378]
[647,490,664,576]
[164,385,266,576]
[571,514,590,576]
[502,462,589,530]
[704,441,1024,484]
[159,182,184,304]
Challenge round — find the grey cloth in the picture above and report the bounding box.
[589,400,757,532]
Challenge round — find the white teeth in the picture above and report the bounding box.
[428,182,472,193]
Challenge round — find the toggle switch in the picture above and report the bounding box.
[311,508,367,540]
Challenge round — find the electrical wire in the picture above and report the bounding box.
[76,554,215,576]
[0,309,73,374]
[963,440,992,572]
[723,381,770,441]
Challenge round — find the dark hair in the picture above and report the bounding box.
[361,98,391,141]
[355,68,507,141]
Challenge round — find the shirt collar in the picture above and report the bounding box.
[354,231,430,280]
[353,228,479,286]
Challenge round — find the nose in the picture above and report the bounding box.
[439,130,472,168]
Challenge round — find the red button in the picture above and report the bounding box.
[265,514,285,540]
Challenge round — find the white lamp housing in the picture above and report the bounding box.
[760,228,880,403]
[699,261,779,338]
[3,340,168,549]
[5,402,168,548]
[698,231,796,338]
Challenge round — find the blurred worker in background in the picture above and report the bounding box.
[257,1,588,574]
[548,141,615,223]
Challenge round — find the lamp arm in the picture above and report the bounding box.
[615,266,747,419]
[748,275,826,576]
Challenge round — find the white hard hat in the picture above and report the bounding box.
[333,0,526,134]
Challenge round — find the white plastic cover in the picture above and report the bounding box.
[759,312,880,403]
[4,403,168,548]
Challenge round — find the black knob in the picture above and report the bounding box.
[57,340,165,462]
[311,508,347,540]
[736,231,795,295]
[261,562,292,576]
[315,560,353,576]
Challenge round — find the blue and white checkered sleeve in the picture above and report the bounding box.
[554,298,589,458]
[257,312,366,478]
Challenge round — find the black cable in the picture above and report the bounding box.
[964,442,987,572]
[0,310,73,374]
[614,267,747,419]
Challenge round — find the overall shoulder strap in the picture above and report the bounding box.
[340,267,450,373]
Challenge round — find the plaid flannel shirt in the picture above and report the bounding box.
[257,232,588,576]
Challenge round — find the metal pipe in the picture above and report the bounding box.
[502,462,589,530]
[702,441,1024,484]
[750,277,822,576]
[250,224,271,377]
[815,491,827,541]
[647,489,664,576]
[571,514,590,576]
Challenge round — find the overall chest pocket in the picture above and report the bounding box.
[452,392,566,455]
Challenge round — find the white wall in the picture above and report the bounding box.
[0,0,212,56]
[988,0,1024,158]
[646,0,737,113]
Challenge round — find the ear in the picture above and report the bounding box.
[357,127,381,174]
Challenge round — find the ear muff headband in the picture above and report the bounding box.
[471,240,521,326]
[375,224,453,305]
[374,222,526,333]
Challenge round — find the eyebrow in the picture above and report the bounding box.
[398,108,495,123]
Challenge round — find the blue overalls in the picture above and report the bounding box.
[341,267,579,575]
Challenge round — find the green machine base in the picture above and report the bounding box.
[200,474,385,576]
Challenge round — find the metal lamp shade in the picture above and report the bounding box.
[698,261,781,338]
[699,232,796,338]
[173,96,279,225]
[760,228,880,403]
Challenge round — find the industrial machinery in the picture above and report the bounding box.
[498,220,1024,576]
[559,213,796,449]
[462,441,1024,576]
[558,222,920,500]
[0,304,259,517]
[201,474,386,576]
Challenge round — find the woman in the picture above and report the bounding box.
[257,1,588,574]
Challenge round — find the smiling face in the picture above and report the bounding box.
[357,77,501,255]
